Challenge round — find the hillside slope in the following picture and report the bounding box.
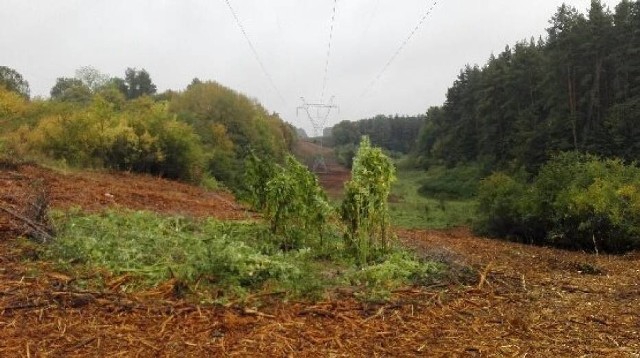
[0,164,249,240]
[0,164,638,356]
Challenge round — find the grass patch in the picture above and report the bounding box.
[417,164,485,199]
[46,208,447,302]
[390,168,477,229]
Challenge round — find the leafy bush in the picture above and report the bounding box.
[243,154,332,250]
[15,96,207,182]
[345,251,443,301]
[0,86,28,120]
[476,152,640,252]
[48,208,447,301]
[242,152,278,211]
[476,172,541,242]
[340,137,396,265]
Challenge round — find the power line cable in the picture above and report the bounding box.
[360,0,381,40]
[222,0,286,104]
[359,0,440,99]
[320,0,338,102]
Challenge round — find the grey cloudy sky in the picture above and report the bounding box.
[0,0,621,133]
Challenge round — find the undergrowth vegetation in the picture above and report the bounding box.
[48,209,320,299]
[477,152,640,252]
[48,208,442,302]
[43,138,446,302]
[417,163,486,199]
[389,167,477,230]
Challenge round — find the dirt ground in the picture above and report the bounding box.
[0,164,248,240]
[1,163,639,357]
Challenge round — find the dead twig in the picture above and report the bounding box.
[364,306,385,322]
[0,205,53,243]
[298,307,336,318]
[477,262,493,290]
[1,302,49,312]
[242,308,275,319]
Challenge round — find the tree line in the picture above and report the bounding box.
[329,115,424,154]
[325,115,424,167]
[0,66,296,189]
[412,0,640,172]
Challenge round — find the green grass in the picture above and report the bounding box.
[46,208,446,302]
[417,163,485,199]
[390,168,477,229]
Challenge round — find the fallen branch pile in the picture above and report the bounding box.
[0,170,54,242]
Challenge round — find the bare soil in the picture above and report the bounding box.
[1,163,639,356]
[0,164,248,240]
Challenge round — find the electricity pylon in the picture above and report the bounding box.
[297,96,339,172]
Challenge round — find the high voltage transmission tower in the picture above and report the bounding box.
[295,0,340,173]
[220,0,442,172]
[297,97,339,172]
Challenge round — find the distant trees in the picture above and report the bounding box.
[413,0,640,172]
[11,96,205,182]
[0,66,30,99]
[2,67,295,189]
[50,67,157,103]
[75,66,110,93]
[0,86,28,120]
[169,80,295,183]
[122,68,157,99]
[331,115,424,154]
[50,77,92,103]
[328,115,423,167]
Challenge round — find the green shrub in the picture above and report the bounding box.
[242,152,278,211]
[476,152,640,252]
[155,119,206,182]
[340,137,396,265]
[537,153,640,251]
[345,251,443,301]
[477,171,546,243]
[48,209,314,294]
[23,96,207,182]
[243,154,332,250]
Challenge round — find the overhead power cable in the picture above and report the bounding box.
[222,0,286,104]
[320,0,338,102]
[360,0,381,40]
[359,0,440,99]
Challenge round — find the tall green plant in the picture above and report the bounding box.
[243,152,278,211]
[244,154,331,250]
[340,137,396,265]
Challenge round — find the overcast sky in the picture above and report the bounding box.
[0,0,621,134]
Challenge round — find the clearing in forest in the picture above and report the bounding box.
[0,162,638,356]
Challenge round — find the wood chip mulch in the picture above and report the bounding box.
[1,164,639,356]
